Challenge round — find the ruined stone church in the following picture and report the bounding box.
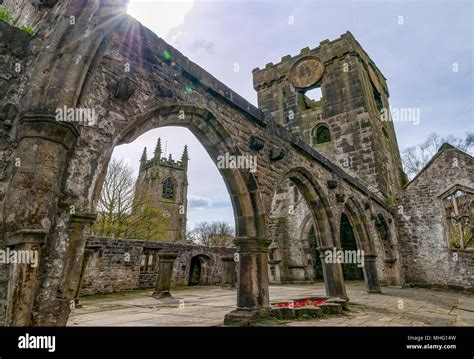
[0,0,472,326]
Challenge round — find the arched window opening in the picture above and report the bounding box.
[443,189,473,249]
[314,125,331,144]
[163,177,175,200]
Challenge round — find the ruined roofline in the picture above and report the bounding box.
[403,143,473,190]
[126,16,266,126]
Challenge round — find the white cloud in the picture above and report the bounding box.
[127,0,195,41]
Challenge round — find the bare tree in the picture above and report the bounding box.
[188,221,235,247]
[93,159,167,240]
[402,132,473,179]
[94,159,135,238]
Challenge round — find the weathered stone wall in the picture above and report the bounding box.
[0,20,34,326]
[396,147,474,291]
[79,236,236,296]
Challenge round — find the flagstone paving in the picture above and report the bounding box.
[67,281,474,326]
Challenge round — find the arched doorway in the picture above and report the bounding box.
[188,255,211,286]
[270,168,348,299]
[298,213,323,282]
[308,228,324,281]
[340,199,382,293]
[340,213,364,280]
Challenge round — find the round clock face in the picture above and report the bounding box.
[288,57,325,89]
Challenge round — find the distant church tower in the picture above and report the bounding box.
[133,138,189,241]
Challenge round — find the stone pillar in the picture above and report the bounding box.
[4,230,46,326]
[319,246,348,300]
[74,249,94,306]
[152,253,177,299]
[224,238,271,325]
[2,113,79,326]
[363,254,382,293]
[221,256,236,288]
[31,212,97,326]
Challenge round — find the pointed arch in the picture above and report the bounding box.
[341,197,381,293]
[276,167,347,299]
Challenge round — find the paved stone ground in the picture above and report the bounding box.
[67,281,474,326]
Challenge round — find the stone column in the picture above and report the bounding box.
[363,254,382,293]
[221,256,236,288]
[152,253,177,299]
[31,212,97,326]
[2,113,79,326]
[318,245,348,300]
[74,249,94,306]
[224,237,271,325]
[4,230,46,326]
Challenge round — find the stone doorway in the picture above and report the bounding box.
[188,255,211,286]
[308,228,324,281]
[340,213,364,280]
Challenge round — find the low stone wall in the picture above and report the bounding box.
[79,236,236,296]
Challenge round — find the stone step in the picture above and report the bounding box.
[270,307,296,320]
[270,302,344,319]
[326,297,349,310]
[319,302,344,314]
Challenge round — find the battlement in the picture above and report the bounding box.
[252,31,388,96]
[141,157,186,171]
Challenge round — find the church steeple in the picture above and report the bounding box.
[139,147,147,170]
[181,145,189,169]
[154,137,162,162]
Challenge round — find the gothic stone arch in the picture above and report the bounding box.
[340,198,382,293]
[280,168,348,299]
[0,1,397,326]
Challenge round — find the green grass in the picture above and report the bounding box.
[20,25,35,36]
[0,6,36,36]
[0,5,12,24]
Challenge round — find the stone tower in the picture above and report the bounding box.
[133,138,189,241]
[253,31,405,199]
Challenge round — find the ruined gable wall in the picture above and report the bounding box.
[396,149,474,291]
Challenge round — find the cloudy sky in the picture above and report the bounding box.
[114,0,473,230]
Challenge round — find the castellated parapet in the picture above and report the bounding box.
[253,31,404,199]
